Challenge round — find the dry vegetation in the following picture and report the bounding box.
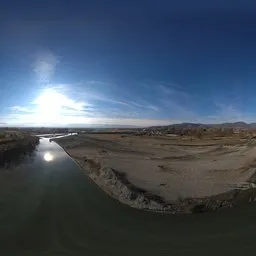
[0,130,39,167]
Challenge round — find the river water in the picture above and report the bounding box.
[1,138,256,255]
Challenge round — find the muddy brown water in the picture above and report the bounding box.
[1,138,256,255]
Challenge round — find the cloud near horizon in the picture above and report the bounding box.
[3,82,254,127]
[5,86,172,127]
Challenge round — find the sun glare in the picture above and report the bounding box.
[33,88,86,125]
[35,89,63,120]
[44,152,54,162]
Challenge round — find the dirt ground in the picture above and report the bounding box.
[55,134,256,203]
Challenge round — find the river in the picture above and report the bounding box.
[0,138,256,255]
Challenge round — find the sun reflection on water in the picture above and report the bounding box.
[44,152,54,162]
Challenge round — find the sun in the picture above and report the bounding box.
[44,152,54,162]
[36,89,63,116]
[33,87,86,125]
[33,89,67,123]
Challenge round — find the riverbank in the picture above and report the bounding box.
[53,134,256,214]
[0,133,39,167]
[53,144,174,212]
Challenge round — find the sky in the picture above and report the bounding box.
[1,1,256,127]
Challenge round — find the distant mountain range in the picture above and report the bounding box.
[150,122,256,130]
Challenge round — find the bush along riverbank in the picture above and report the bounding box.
[0,135,40,167]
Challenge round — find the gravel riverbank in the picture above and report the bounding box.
[53,134,256,214]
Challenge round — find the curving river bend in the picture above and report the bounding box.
[0,138,256,255]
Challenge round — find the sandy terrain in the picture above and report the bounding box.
[54,134,256,213]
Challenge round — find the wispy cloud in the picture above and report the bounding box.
[7,78,253,127]
[204,102,254,123]
[147,105,161,112]
[34,50,59,83]
[157,84,191,99]
[6,84,175,126]
[32,88,89,111]
[10,106,34,113]
[9,88,92,125]
[215,102,241,120]
[71,81,164,113]
[157,84,178,95]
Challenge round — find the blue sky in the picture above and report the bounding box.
[1,1,256,127]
